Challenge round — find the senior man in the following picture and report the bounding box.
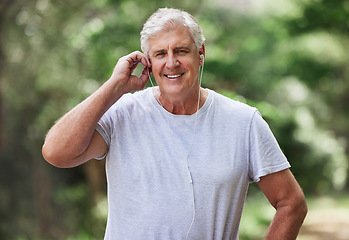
[42,8,307,240]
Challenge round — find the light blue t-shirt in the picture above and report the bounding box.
[96,87,290,240]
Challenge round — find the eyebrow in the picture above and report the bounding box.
[152,49,165,55]
[151,46,191,55]
[174,46,191,51]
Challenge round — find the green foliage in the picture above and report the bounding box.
[239,191,274,240]
[287,0,349,35]
[1,0,348,238]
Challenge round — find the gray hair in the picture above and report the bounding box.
[140,8,205,54]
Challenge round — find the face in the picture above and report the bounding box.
[148,24,204,100]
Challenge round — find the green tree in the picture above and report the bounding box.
[282,0,349,191]
[1,0,348,238]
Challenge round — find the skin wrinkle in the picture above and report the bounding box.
[147,25,205,115]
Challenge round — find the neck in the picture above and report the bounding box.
[153,87,207,115]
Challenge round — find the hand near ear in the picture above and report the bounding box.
[110,51,152,93]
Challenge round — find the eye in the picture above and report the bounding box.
[155,52,165,58]
[177,49,188,55]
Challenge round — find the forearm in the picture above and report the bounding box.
[42,51,151,167]
[265,200,307,240]
[257,170,308,240]
[42,78,125,166]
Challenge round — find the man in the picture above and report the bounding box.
[42,8,307,240]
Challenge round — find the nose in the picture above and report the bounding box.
[166,54,179,69]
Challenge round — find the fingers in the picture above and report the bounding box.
[110,51,152,93]
[125,66,150,92]
[127,51,151,69]
[140,66,150,83]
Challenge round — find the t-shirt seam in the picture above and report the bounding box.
[246,108,258,182]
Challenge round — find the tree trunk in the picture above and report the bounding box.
[0,0,13,149]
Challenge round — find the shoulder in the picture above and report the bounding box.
[208,89,257,120]
[100,88,153,123]
[112,88,152,111]
[118,88,151,105]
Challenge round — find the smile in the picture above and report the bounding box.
[165,73,184,79]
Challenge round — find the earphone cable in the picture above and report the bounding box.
[146,58,204,240]
[185,58,204,240]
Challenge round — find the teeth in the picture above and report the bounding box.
[166,74,182,79]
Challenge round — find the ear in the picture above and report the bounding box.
[145,53,152,73]
[199,44,205,56]
[199,44,205,65]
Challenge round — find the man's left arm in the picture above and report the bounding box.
[257,169,308,240]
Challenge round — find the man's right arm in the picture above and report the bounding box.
[42,51,151,168]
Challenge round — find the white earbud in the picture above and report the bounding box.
[200,54,204,64]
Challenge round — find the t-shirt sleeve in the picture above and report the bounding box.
[248,110,290,182]
[94,105,115,160]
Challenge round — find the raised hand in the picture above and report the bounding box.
[110,51,152,93]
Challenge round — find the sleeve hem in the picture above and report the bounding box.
[252,162,291,183]
[94,124,109,160]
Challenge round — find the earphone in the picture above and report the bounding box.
[200,54,204,64]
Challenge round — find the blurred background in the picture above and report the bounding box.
[1,0,348,239]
